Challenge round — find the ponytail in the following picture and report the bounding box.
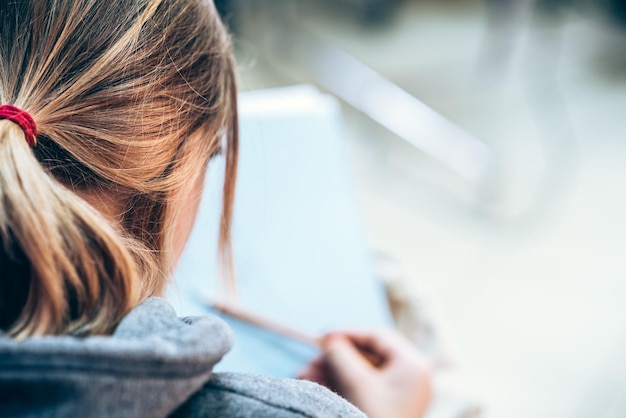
[0,0,238,337]
[0,119,139,338]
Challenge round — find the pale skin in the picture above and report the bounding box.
[299,330,433,418]
[170,172,206,267]
[83,168,205,285]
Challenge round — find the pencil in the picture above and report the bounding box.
[209,301,386,367]
[210,301,322,348]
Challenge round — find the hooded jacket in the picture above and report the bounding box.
[0,298,364,418]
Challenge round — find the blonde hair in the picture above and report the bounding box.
[0,0,238,338]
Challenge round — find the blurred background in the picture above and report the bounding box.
[214,1,626,417]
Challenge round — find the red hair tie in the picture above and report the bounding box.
[0,104,38,147]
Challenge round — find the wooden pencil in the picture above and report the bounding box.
[210,301,322,348]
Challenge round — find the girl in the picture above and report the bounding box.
[0,1,429,417]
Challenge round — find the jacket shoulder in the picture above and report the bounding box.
[170,372,365,418]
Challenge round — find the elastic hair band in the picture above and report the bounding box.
[0,104,38,147]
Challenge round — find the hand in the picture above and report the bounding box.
[298,330,432,418]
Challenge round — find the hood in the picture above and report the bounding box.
[0,298,233,418]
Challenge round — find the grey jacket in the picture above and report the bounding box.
[0,298,365,418]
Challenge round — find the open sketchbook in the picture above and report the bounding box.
[169,85,392,378]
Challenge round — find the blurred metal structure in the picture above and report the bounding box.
[296,42,496,184]
[222,0,593,232]
[233,1,499,187]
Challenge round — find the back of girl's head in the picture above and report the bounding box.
[0,0,238,338]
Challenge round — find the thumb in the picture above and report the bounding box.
[323,335,374,396]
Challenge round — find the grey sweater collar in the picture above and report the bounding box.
[0,298,233,418]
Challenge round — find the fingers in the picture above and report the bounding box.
[325,329,413,363]
[304,329,434,418]
[321,335,376,398]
